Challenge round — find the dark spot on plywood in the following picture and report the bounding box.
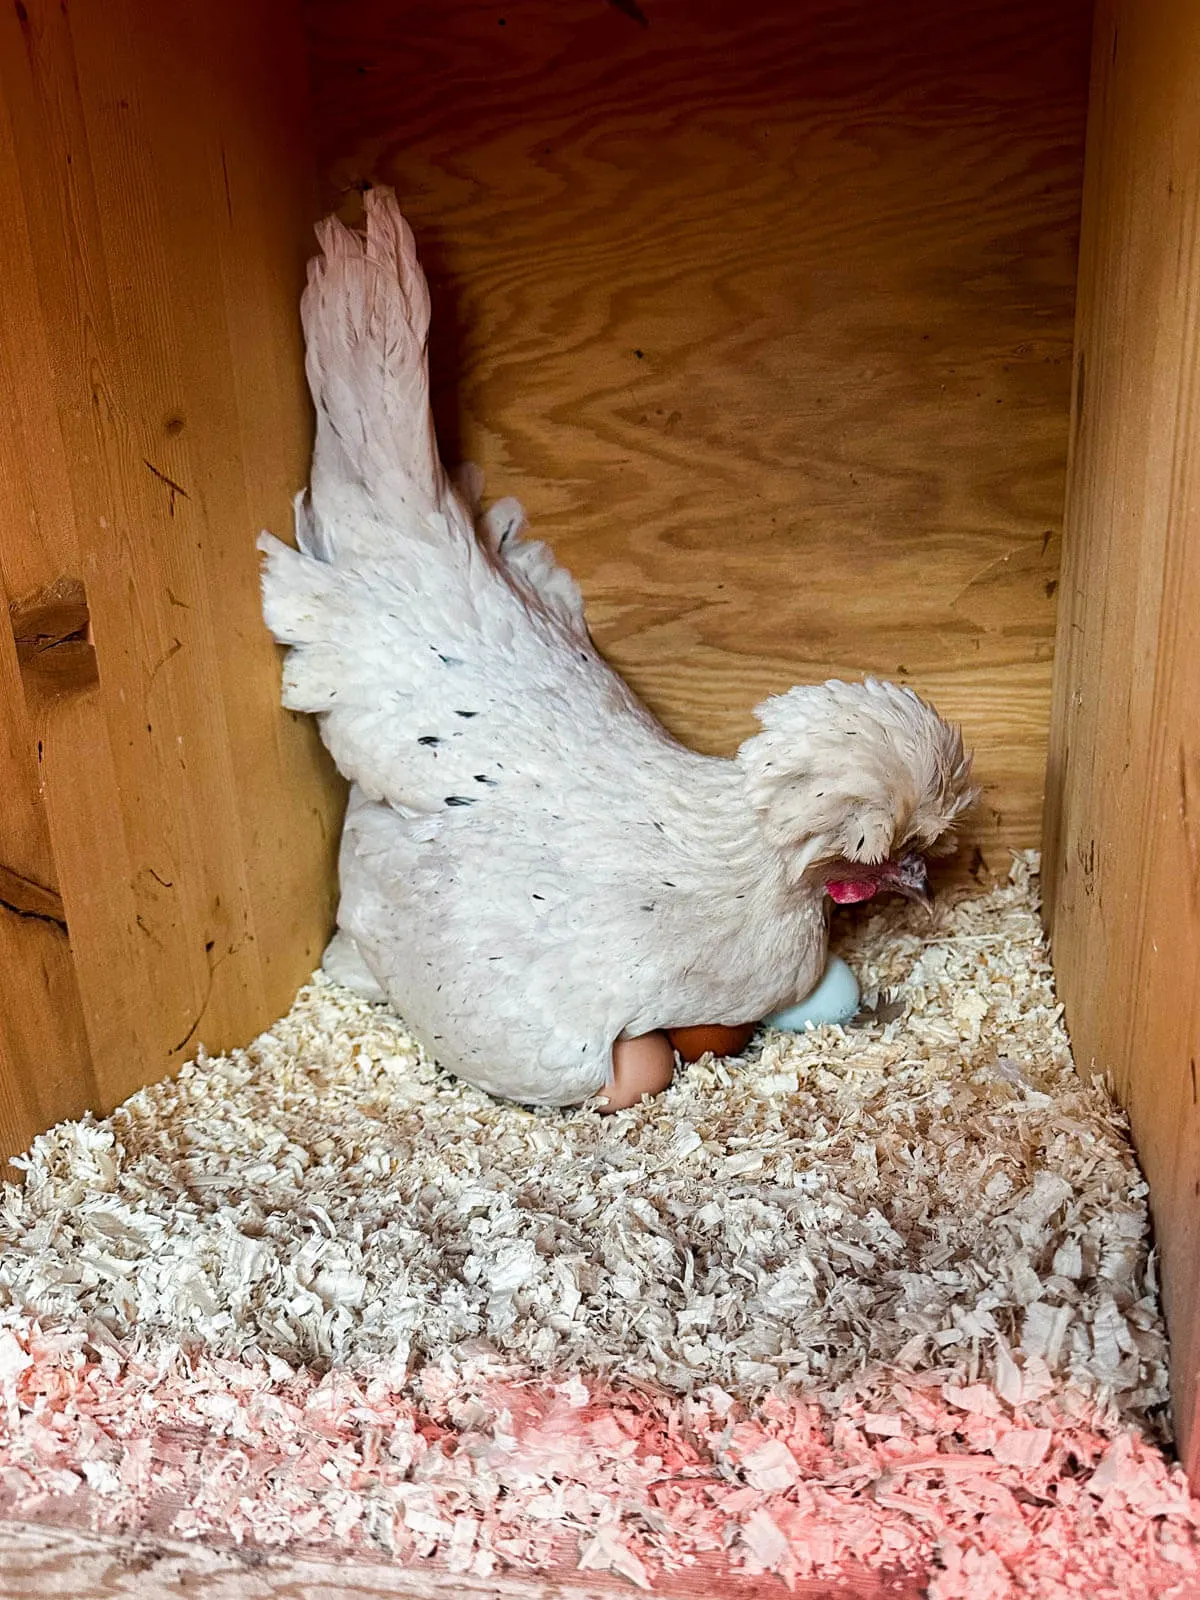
[149,637,182,686]
[172,940,244,1054]
[219,147,233,222]
[1077,836,1096,897]
[608,0,649,26]
[143,459,190,516]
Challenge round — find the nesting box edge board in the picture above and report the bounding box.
[0,0,345,1162]
[1044,0,1200,1484]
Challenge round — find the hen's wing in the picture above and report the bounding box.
[258,524,657,812]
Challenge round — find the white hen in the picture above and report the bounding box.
[259,188,976,1107]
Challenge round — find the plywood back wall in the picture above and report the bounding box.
[306,0,1093,876]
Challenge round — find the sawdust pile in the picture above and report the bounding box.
[0,854,1167,1426]
[1,854,1195,1598]
[0,1326,1196,1598]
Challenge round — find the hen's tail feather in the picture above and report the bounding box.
[301,186,473,561]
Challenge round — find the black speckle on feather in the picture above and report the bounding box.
[640,902,656,912]
[532,893,545,901]
[445,795,475,807]
[662,880,675,887]
[437,652,465,667]
[474,773,497,785]
[652,820,665,834]
[418,735,440,747]
[455,709,478,719]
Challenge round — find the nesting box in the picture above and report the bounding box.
[0,0,1196,1493]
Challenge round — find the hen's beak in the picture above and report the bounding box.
[891,852,932,904]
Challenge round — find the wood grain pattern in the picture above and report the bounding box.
[0,1518,923,1600]
[0,612,95,1169]
[305,0,1093,875]
[1042,0,1200,1483]
[0,0,345,1162]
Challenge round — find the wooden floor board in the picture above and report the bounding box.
[0,1517,925,1599]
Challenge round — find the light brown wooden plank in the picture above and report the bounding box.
[1042,0,1200,1483]
[305,0,1092,876]
[0,619,95,1168]
[0,1517,922,1600]
[0,0,344,1160]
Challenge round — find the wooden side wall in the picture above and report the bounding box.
[1043,0,1200,1481]
[306,0,1093,877]
[0,0,344,1163]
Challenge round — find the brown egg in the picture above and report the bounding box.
[596,1030,675,1112]
[667,1022,757,1064]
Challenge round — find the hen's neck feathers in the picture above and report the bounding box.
[625,743,812,917]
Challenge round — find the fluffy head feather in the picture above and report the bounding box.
[737,678,977,890]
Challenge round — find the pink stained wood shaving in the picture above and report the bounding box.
[0,1316,1196,1598]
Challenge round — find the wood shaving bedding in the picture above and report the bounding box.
[0,1325,1196,1597]
[0,852,1196,1595]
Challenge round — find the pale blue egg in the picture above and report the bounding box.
[765,955,860,1030]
